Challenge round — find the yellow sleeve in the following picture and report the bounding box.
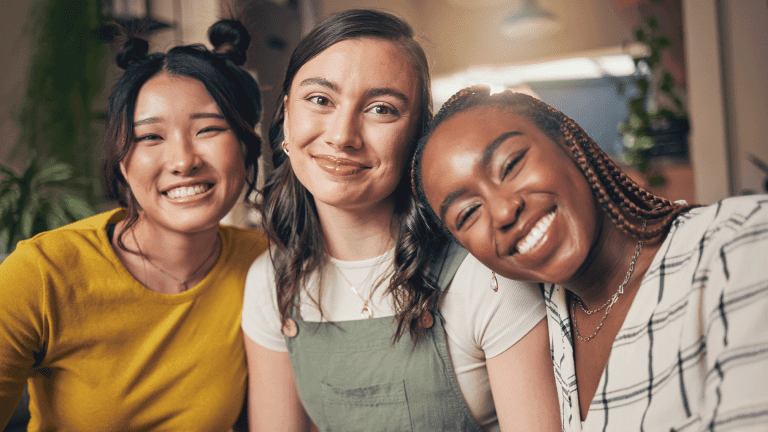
[0,244,46,426]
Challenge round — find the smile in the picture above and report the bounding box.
[164,183,211,199]
[314,155,369,176]
[516,211,556,255]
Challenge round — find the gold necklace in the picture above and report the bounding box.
[131,228,220,292]
[329,260,377,319]
[571,221,646,342]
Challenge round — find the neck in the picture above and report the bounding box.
[114,214,220,293]
[315,197,396,261]
[564,214,662,309]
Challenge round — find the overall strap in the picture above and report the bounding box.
[429,240,469,292]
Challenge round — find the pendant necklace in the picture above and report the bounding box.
[330,259,379,319]
[132,227,220,292]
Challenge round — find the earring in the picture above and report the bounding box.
[282,140,290,156]
[490,271,498,292]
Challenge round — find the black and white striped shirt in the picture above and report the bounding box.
[545,195,768,431]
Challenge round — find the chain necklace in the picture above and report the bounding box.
[572,221,646,342]
[329,259,378,319]
[132,227,220,292]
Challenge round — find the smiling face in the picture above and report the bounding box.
[120,73,246,235]
[421,106,602,283]
[282,37,420,214]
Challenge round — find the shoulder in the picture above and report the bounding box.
[671,195,768,238]
[13,209,123,260]
[244,248,277,295]
[218,225,269,266]
[659,195,768,262]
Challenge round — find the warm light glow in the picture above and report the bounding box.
[432,53,641,108]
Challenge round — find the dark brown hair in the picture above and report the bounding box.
[411,85,694,242]
[102,20,262,251]
[260,9,441,343]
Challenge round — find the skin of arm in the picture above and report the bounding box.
[487,318,560,431]
[244,333,310,432]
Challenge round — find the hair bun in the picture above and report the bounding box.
[209,20,251,66]
[116,37,149,69]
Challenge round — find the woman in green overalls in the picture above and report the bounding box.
[241,9,560,431]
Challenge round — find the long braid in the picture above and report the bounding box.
[412,85,696,243]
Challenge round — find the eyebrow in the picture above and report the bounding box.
[298,77,410,106]
[133,112,224,127]
[439,188,468,222]
[437,131,523,222]
[299,77,338,92]
[366,88,410,106]
[481,131,521,169]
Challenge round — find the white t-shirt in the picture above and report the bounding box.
[242,249,545,431]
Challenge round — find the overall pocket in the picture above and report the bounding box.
[320,379,413,431]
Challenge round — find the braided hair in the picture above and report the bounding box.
[411,85,694,242]
[102,20,262,252]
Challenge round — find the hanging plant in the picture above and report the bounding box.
[618,0,688,186]
[13,0,108,203]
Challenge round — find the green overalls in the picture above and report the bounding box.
[283,242,486,431]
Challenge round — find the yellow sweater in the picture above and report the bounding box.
[0,209,268,431]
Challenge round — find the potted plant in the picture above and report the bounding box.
[618,0,689,186]
[0,157,95,255]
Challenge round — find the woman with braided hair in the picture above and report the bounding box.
[0,20,267,430]
[413,85,768,431]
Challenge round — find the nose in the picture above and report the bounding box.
[324,106,363,150]
[489,194,524,231]
[165,133,202,175]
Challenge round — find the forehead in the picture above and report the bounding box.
[134,73,218,118]
[290,38,419,99]
[426,106,548,156]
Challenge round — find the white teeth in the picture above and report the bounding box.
[516,212,555,255]
[165,184,210,199]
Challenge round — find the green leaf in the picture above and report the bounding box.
[649,175,666,186]
[0,164,17,180]
[36,160,74,184]
[647,17,660,30]
[618,122,631,134]
[20,208,34,240]
[60,194,95,220]
[637,136,655,149]
[636,78,649,94]
[658,108,677,119]
[629,114,645,130]
[0,189,20,218]
[46,203,70,231]
[655,36,672,49]
[635,28,646,42]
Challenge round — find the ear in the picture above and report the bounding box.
[282,95,290,143]
[119,160,128,181]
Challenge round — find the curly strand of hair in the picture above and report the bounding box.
[387,193,442,343]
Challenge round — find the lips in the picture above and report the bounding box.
[313,155,369,176]
[163,183,212,199]
[516,211,556,255]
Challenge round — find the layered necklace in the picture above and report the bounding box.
[571,221,646,342]
[131,227,220,292]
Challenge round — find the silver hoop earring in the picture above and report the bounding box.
[282,140,290,156]
[490,271,499,292]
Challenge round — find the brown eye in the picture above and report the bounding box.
[501,148,528,180]
[370,104,398,116]
[456,204,480,230]
[308,95,330,106]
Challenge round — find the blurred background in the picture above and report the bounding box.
[1,0,767,253]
